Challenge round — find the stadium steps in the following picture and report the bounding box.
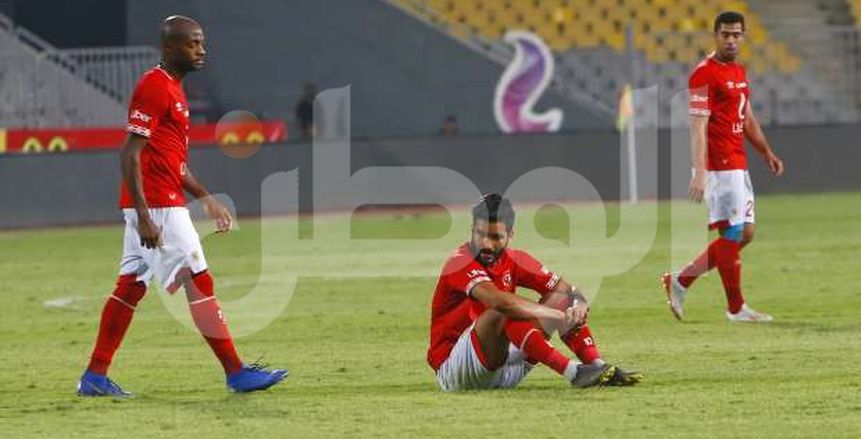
[747,0,859,120]
[0,12,126,128]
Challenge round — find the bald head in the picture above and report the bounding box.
[160,15,201,44]
[159,15,206,76]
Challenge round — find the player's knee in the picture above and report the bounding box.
[115,274,147,306]
[185,270,215,301]
[720,224,745,243]
[742,226,755,246]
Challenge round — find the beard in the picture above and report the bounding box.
[471,245,502,266]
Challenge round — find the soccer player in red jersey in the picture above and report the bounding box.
[428,194,642,391]
[662,11,785,323]
[77,16,287,396]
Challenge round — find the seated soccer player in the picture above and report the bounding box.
[427,194,642,391]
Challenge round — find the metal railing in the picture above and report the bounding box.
[0,12,158,128]
[58,47,160,102]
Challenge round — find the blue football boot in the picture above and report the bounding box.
[76,370,132,397]
[226,362,288,393]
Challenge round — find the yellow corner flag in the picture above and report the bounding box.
[616,84,633,132]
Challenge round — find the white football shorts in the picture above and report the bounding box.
[436,324,533,391]
[119,207,207,292]
[707,170,755,229]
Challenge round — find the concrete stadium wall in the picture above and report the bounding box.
[125,0,610,138]
[1,124,860,229]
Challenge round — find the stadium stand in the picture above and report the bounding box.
[396,0,800,74]
[0,12,156,128]
[391,0,857,125]
[854,0,861,26]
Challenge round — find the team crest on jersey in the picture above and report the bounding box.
[502,272,512,288]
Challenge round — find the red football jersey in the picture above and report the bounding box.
[427,243,561,370]
[119,66,191,208]
[689,55,750,171]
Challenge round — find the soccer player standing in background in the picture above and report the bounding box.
[662,12,785,322]
[77,16,287,396]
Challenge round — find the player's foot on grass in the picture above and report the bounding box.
[726,304,773,322]
[571,363,616,388]
[76,370,132,397]
[226,362,289,393]
[605,366,644,386]
[661,272,686,321]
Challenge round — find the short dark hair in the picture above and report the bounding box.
[472,193,515,230]
[714,11,745,32]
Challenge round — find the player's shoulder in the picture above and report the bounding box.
[444,243,475,265]
[505,247,533,260]
[506,247,542,268]
[689,57,715,79]
[134,66,172,91]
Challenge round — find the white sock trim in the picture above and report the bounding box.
[188,296,216,306]
[563,361,579,382]
[518,328,540,353]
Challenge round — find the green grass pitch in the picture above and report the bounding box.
[1,192,859,438]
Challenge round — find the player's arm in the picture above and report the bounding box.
[689,115,709,203]
[470,282,567,323]
[120,133,161,249]
[744,102,784,177]
[182,167,232,233]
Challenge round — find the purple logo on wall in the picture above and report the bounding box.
[494,31,563,134]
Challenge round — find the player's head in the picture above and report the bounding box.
[470,194,515,266]
[160,15,206,73]
[713,11,745,62]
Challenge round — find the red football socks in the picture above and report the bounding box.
[186,271,243,374]
[678,238,720,289]
[504,320,571,376]
[87,274,147,375]
[714,238,745,314]
[561,324,602,364]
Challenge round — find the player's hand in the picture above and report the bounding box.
[137,215,162,249]
[765,152,784,177]
[565,296,590,328]
[688,170,707,203]
[202,196,233,233]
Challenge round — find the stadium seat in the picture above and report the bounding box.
[395,0,802,75]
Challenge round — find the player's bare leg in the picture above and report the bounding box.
[741,223,755,249]
[471,309,512,370]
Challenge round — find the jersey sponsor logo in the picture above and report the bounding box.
[467,269,487,279]
[174,102,189,118]
[690,94,708,103]
[130,109,152,122]
[726,81,735,89]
